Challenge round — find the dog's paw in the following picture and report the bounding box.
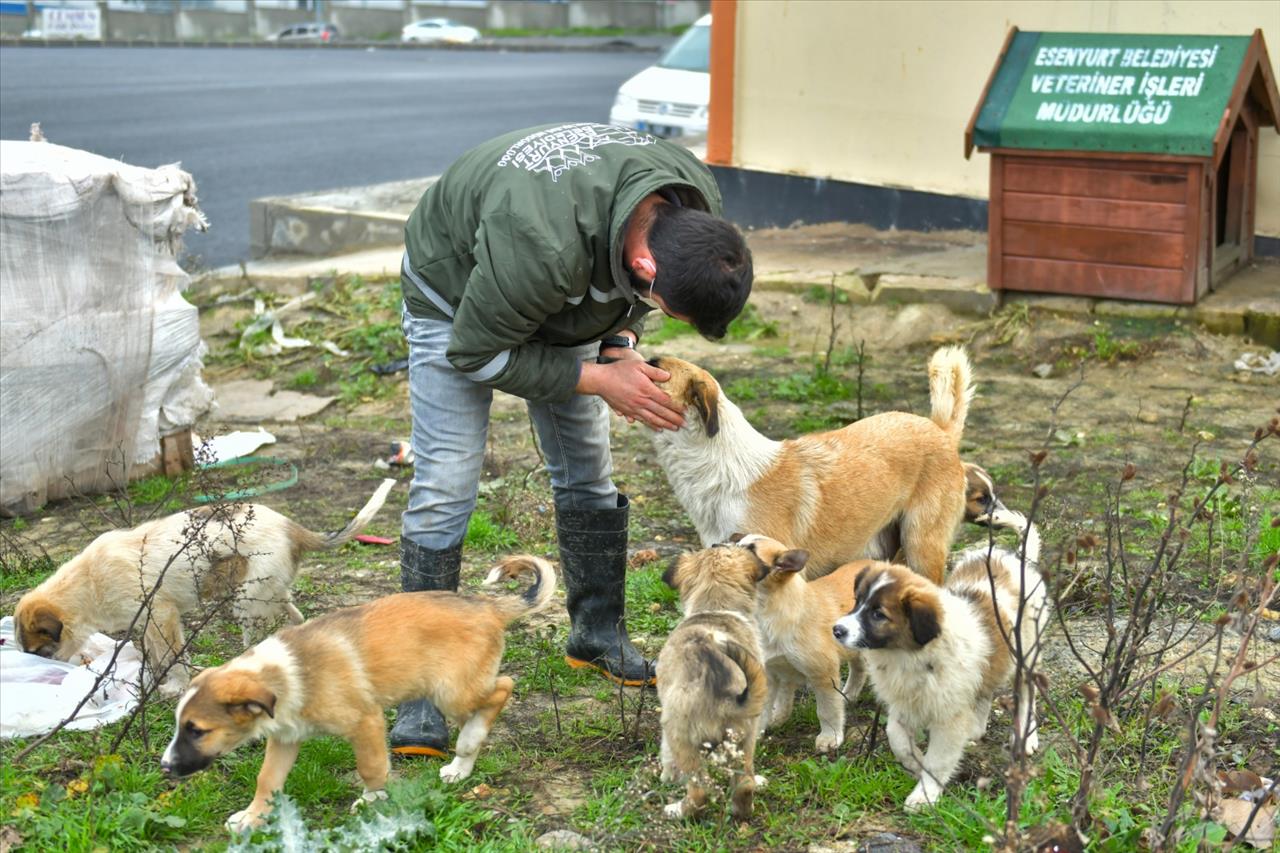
[158,675,188,700]
[663,801,686,820]
[903,784,936,812]
[660,764,677,784]
[753,774,768,789]
[1023,731,1040,755]
[438,760,470,784]
[349,789,388,813]
[814,731,844,753]
[225,809,263,834]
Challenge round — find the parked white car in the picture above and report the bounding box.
[609,14,710,139]
[401,18,481,44]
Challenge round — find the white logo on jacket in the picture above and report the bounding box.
[497,123,654,181]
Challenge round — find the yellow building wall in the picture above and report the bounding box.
[733,0,1280,237]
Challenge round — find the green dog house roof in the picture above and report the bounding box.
[965,28,1279,162]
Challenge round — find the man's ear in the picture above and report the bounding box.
[634,257,657,280]
[690,379,720,438]
[772,549,810,575]
[902,592,941,647]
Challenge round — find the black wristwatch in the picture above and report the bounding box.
[600,334,635,350]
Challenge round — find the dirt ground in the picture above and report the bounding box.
[4,284,1278,847]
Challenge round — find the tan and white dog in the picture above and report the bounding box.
[160,554,555,832]
[658,542,771,822]
[14,479,395,696]
[648,347,974,582]
[831,509,1048,810]
[732,534,866,753]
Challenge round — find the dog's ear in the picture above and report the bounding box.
[689,379,720,438]
[30,605,64,646]
[728,532,746,543]
[224,678,277,721]
[902,591,941,647]
[772,549,810,575]
[661,555,683,589]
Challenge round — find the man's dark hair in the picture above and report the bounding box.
[648,204,753,339]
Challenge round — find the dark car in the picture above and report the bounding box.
[267,23,339,43]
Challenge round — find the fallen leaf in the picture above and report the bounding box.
[1218,769,1263,796]
[466,783,493,800]
[629,549,659,568]
[1214,799,1275,848]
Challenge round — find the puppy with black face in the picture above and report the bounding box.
[656,541,777,822]
[733,533,866,754]
[162,555,555,833]
[831,508,1048,811]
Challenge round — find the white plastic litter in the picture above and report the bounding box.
[0,616,143,738]
[201,428,278,464]
[0,140,215,514]
[1233,351,1280,376]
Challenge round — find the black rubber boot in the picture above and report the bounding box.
[558,495,655,686]
[389,539,460,757]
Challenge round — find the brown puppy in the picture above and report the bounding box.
[871,461,1005,561]
[734,533,867,753]
[658,543,770,822]
[831,509,1048,810]
[648,347,974,582]
[15,479,395,697]
[160,555,555,832]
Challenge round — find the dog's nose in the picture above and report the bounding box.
[832,624,847,641]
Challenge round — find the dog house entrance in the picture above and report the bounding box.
[1213,117,1249,275]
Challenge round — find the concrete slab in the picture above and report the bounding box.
[873,274,996,316]
[212,379,335,423]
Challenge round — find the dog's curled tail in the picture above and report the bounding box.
[985,507,1041,566]
[484,555,557,622]
[699,637,766,706]
[292,478,396,552]
[927,346,975,444]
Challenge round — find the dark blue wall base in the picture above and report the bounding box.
[710,165,1279,258]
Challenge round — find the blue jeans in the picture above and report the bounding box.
[401,309,617,550]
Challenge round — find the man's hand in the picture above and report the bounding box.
[578,359,684,431]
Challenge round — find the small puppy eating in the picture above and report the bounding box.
[658,543,771,822]
[15,479,395,696]
[733,533,866,753]
[832,509,1047,810]
[648,347,975,582]
[160,554,555,832]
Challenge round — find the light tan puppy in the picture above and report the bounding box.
[732,533,867,753]
[160,554,555,832]
[648,347,974,582]
[15,479,395,696]
[658,542,771,822]
[831,509,1048,811]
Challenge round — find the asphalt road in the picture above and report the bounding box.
[0,46,659,268]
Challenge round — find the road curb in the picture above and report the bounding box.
[0,36,661,53]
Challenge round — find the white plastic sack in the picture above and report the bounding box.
[0,616,143,738]
[0,141,215,514]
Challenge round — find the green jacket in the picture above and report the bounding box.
[401,123,722,404]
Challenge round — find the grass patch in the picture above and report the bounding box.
[465,510,519,553]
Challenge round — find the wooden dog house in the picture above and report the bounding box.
[966,29,1279,304]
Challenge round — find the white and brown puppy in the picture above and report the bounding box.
[15,479,395,696]
[831,509,1048,811]
[648,347,974,583]
[733,534,867,753]
[658,543,771,822]
[161,554,555,832]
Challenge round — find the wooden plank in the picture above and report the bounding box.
[1002,257,1189,303]
[1004,161,1188,203]
[1003,192,1185,233]
[1004,221,1186,269]
[988,155,1004,290]
[985,147,1204,164]
[1183,161,1206,301]
[706,0,737,166]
